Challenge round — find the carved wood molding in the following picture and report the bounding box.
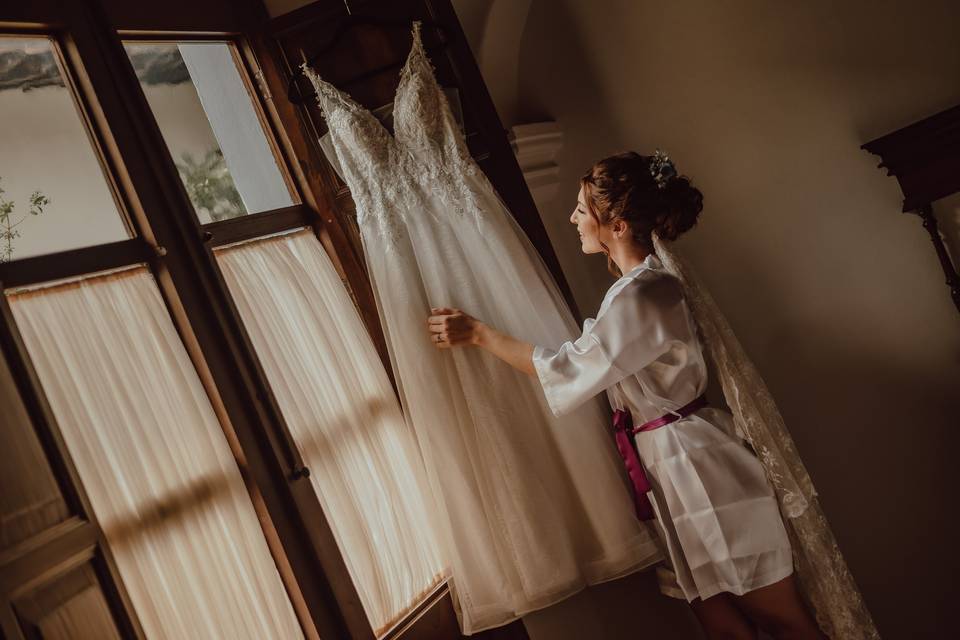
[861,104,960,212]
[862,104,960,315]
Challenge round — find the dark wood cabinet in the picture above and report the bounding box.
[862,104,960,316]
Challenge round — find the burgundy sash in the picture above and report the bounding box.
[612,395,708,521]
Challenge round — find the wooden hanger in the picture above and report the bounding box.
[287,14,450,105]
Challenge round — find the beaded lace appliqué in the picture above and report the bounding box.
[302,21,486,247]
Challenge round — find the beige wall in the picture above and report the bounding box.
[459,1,958,637]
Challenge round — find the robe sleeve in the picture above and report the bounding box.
[532,273,687,417]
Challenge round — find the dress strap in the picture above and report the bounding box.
[300,63,353,114]
[410,21,427,65]
[400,20,435,82]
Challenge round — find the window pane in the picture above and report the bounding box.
[0,36,129,262]
[124,42,296,223]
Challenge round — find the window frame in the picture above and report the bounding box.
[0,2,364,639]
[1,0,547,638]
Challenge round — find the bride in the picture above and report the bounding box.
[427,150,825,640]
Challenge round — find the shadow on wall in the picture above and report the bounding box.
[510,0,630,317]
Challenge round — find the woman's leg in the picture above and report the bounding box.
[690,593,758,640]
[731,575,825,640]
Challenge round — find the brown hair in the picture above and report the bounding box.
[580,151,703,276]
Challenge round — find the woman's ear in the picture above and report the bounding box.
[612,219,627,239]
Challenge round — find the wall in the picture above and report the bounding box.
[457,1,960,637]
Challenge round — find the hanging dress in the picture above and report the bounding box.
[303,22,661,634]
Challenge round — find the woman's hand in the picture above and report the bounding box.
[427,307,536,375]
[427,307,485,349]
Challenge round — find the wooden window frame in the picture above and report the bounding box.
[0,2,365,638]
[1,1,559,638]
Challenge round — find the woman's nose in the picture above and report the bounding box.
[569,211,577,224]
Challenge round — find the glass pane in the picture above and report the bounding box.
[0,36,129,262]
[124,42,296,223]
[0,345,70,549]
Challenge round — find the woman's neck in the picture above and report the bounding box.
[609,243,650,276]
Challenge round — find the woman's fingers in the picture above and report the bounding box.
[427,308,463,330]
[425,307,479,349]
[427,308,453,325]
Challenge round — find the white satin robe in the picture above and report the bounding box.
[532,254,794,601]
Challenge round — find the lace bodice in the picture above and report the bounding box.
[303,22,481,243]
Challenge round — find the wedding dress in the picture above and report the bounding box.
[304,22,661,634]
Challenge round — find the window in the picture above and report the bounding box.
[0,36,129,262]
[124,41,296,223]
[0,2,468,637]
[9,268,304,639]
[0,22,315,639]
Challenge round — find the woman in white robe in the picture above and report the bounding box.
[427,151,825,639]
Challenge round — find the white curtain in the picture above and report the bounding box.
[8,267,303,640]
[215,229,445,635]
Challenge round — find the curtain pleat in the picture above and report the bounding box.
[8,267,303,640]
[215,230,445,635]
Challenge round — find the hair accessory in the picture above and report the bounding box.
[649,149,677,189]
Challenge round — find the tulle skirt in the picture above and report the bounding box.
[635,408,794,601]
[358,156,663,633]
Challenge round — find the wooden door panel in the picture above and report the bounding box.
[11,560,124,640]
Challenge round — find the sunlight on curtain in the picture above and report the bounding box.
[8,268,303,640]
[215,230,446,635]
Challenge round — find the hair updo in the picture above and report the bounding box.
[580,151,703,272]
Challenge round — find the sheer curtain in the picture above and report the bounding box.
[215,229,445,635]
[8,267,303,640]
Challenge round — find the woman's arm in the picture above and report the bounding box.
[426,307,535,376]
